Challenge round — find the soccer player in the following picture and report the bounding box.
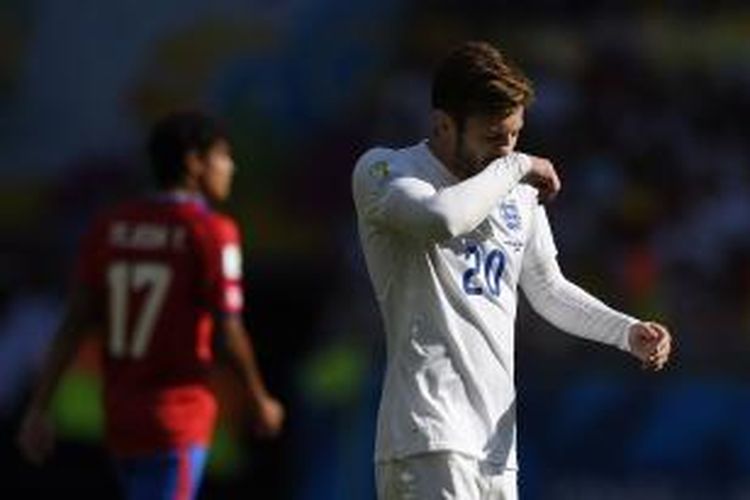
[17,111,284,499]
[352,41,672,500]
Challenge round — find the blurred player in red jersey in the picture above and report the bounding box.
[17,111,284,499]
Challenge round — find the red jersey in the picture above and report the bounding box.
[76,194,244,456]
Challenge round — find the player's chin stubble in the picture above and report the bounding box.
[453,148,489,180]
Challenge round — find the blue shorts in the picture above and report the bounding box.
[114,444,208,500]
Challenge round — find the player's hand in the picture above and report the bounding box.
[250,395,285,439]
[17,409,55,465]
[523,156,561,203]
[628,321,672,371]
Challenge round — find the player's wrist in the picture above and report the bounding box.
[622,318,641,353]
[514,153,533,178]
[247,388,271,409]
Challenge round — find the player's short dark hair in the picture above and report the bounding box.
[147,110,228,188]
[432,41,534,127]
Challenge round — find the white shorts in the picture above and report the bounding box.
[375,451,517,500]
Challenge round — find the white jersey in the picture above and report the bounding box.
[352,141,638,468]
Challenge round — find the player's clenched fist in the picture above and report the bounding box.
[628,321,672,371]
[250,396,285,438]
[523,155,561,203]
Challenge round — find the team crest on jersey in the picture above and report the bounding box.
[500,200,521,231]
[368,161,390,179]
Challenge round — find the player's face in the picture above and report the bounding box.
[199,140,235,202]
[452,106,524,178]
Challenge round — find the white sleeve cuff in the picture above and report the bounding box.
[515,153,533,178]
[617,316,641,353]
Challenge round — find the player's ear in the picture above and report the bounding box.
[184,150,204,179]
[431,109,457,143]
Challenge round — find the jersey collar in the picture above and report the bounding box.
[152,191,209,210]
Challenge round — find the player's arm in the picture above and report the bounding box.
[201,216,284,438]
[519,207,671,370]
[216,314,284,438]
[352,149,559,242]
[17,283,101,464]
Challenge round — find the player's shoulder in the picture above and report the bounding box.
[103,195,190,221]
[187,210,241,247]
[352,145,421,182]
[352,145,430,203]
[208,212,240,238]
[87,197,148,229]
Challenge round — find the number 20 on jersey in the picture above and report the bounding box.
[462,244,506,297]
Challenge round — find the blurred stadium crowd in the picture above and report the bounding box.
[1,1,749,498]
